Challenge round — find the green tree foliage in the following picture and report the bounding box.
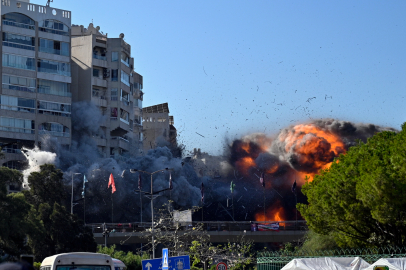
[300,230,338,251]
[23,164,96,260]
[24,164,66,209]
[0,167,31,258]
[298,125,406,247]
[97,245,148,270]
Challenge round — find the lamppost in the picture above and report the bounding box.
[130,167,173,259]
[71,173,82,214]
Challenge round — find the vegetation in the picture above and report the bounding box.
[298,123,406,247]
[0,164,97,261]
[136,204,255,270]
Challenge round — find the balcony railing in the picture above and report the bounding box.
[93,54,107,61]
[38,130,70,137]
[38,67,71,77]
[0,126,34,134]
[39,47,69,57]
[120,97,129,106]
[2,19,35,30]
[3,42,35,51]
[121,59,130,67]
[111,136,129,143]
[3,84,36,93]
[38,87,71,97]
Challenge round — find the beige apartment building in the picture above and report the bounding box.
[142,103,176,152]
[0,0,72,190]
[71,23,144,158]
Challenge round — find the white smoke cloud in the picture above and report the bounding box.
[21,146,57,188]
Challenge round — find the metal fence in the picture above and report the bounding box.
[87,220,307,233]
[257,246,406,270]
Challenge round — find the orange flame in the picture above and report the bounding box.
[255,205,286,222]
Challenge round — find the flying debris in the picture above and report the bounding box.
[196,132,205,138]
[306,97,316,103]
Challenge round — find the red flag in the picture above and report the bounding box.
[108,173,116,193]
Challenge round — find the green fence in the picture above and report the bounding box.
[257,247,406,270]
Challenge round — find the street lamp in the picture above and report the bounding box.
[71,173,82,214]
[130,167,173,259]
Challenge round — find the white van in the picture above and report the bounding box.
[40,252,114,270]
[112,259,126,270]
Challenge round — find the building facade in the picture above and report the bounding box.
[142,103,177,152]
[71,23,144,158]
[0,0,72,192]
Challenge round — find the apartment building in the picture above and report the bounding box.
[71,23,144,158]
[0,0,72,192]
[142,103,177,152]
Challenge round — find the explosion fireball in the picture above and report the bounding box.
[228,119,393,222]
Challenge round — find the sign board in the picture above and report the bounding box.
[162,248,169,270]
[142,255,190,270]
[216,262,227,270]
[173,210,192,225]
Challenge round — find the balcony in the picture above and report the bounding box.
[92,77,107,88]
[2,19,35,30]
[110,136,129,151]
[93,55,107,68]
[94,54,106,61]
[91,96,107,107]
[38,130,69,137]
[94,137,107,147]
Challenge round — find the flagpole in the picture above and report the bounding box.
[263,188,266,222]
[112,192,114,223]
[140,190,143,252]
[84,195,86,224]
[295,189,297,229]
[232,192,234,220]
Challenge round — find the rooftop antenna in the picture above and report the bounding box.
[46,0,53,7]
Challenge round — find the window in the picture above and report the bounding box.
[137,99,143,108]
[120,89,129,104]
[3,74,36,93]
[39,38,69,56]
[121,71,130,86]
[120,109,129,123]
[121,53,130,67]
[37,101,71,117]
[111,107,118,118]
[0,95,35,113]
[111,88,118,101]
[92,88,106,99]
[112,52,118,62]
[2,12,35,29]
[39,19,69,36]
[3,32,35,50]
[37,79,71,97]
[39,122,70,137]
[111,69,118,81]
[37,60,70,76]
[0,116,34,134]
[93,69,100,77]
[2,53,35,71]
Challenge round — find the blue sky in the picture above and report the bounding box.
[56,0,406,156]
